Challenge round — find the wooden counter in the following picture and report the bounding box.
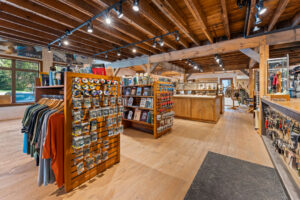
[173,95,221,123]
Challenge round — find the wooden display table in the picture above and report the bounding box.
[173,95,221,123]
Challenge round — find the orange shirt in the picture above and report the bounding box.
[42,113,64,188]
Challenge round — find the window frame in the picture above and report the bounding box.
[0,55,42,106]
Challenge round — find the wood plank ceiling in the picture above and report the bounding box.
[0,0,299,72]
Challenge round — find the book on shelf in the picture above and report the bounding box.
[145,98,153,108]
[133,109,141,121]
[140,98,146,107]
[123,97,128,106]
[140,111,148,122]
[143,87,151,96]
[128,97,134,106]
[125,87,131,95]
[146,111,153,124]
[136,87,142,96]
[127,110,133,120]
[131,87,137,95]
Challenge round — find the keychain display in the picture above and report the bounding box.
[71,76,122,177]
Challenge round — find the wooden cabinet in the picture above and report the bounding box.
[173,96,221,123]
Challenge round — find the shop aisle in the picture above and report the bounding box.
[0,108,274,200]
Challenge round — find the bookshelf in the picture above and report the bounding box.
[122,82,175,138]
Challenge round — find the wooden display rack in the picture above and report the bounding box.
[122,81,174,138]
[35,72,121,192]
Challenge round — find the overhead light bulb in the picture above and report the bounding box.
[87,22,93,33]
[63,37,69,45]
[188,63,192,66]
[259,7,267,15]
[253,26,260,32]
[193,65,198,69]
[152,40,157,48]
[105,54,108,59]
[255,14,262,25]
[117,51,121,56]
[175,33,180,41]
[132,47,137,53]
[117,4,123,18]
[158,37,164,47]
[105,15,111,24]
[133,0,139,12]
[47,46,51,53]
[222,68,225,71]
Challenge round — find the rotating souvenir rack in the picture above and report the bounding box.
[35,72,122,192]
[122,81,174,138]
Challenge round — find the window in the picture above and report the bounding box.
[0,57,40,104]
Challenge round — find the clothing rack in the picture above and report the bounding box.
[41,94,64,99]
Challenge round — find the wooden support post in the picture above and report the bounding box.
[249,68,254,98]
[146,64,151,74]
[258,40,269,135]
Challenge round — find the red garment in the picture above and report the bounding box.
[272,74,278,86]
[43,113,64,188]
[265,120,268,129]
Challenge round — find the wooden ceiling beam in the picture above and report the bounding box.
[220,0,231,39]
[151,0,201,45]
[89,0,178,51]
[246,0,256,36]
[149,28,300,63]
[0,16,133,60]
[184,0,214,43]
[0,4,136,58]
[133,0,189,48]
[292,12,300,27]
[268,0,290,31]
[62,0,161,54]
[29,0,155,55]
[3,0,151,56]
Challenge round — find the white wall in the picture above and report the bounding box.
[0,106,27,121]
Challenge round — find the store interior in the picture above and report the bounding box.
[0,0,300,199]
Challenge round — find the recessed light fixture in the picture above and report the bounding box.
[87,22,93,33]
[133,0,139,12]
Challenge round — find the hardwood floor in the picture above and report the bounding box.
[0,108,273,200]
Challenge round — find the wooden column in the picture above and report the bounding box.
[258,40,269,134]
[146,63,151,74]
[249,68,254,98]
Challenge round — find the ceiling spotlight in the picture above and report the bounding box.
[87,21,93,33]
[133,0,139,12]
[58,41,62,47]
[193,65,198,70]
[105,54,108,59]
[117,50,121,56]
[253,26,260,32]
[47,46,51,53]
[158,37,164,47]
[152,40,157,48]
[255,14,262,25]
[63,37,69,45]
[256,0,267,15]
[116,4,123,18]
[105,14,112,24]
[132,47,137,53]
[222,68,225,71]
[188,62,192,66]
[175,32,180,41]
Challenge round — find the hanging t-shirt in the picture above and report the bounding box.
[42,113,64,188]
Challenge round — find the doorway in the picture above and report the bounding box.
[220,78,234,106]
